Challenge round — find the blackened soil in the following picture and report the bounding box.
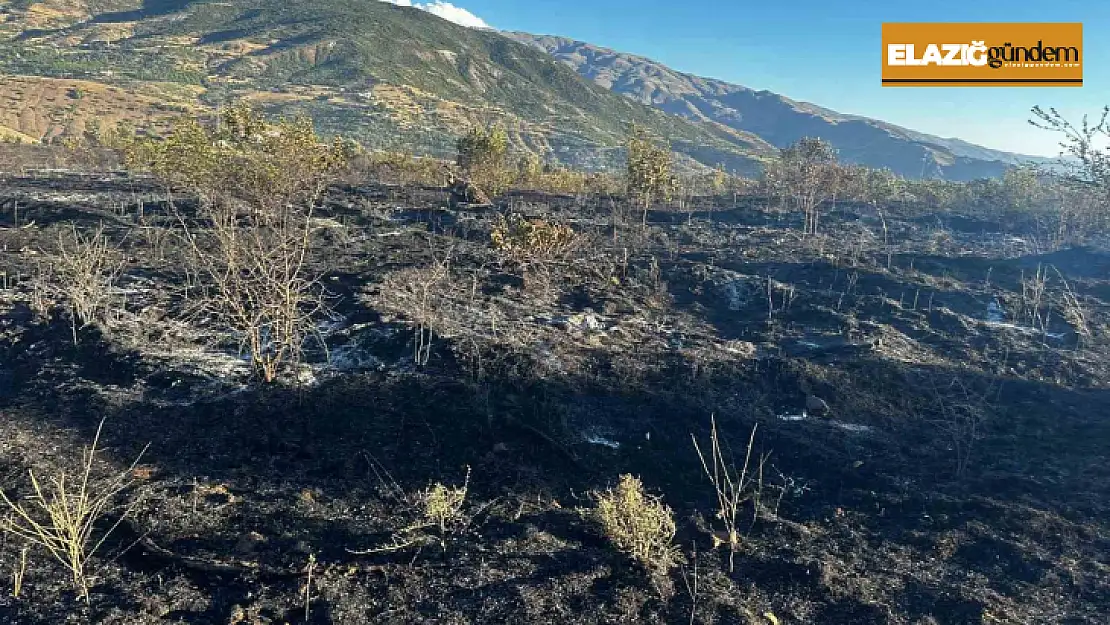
[0,174,1108,624]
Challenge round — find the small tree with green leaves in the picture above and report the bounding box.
[837,165,904,207]
[865,167,905,206]
[1031,106,1109,196]
[456,125,514,196]
[902,178,961,211]
[626,123,675,225]
[515,153,543,188]
[765,137,842,235]
[708,163,729,196]
[998,165,1048,215]
[126,103,353,382]
[1030,105,1110,237]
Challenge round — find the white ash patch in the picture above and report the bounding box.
[582,426,621,449]
[776,413,875,434]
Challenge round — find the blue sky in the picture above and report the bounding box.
[402,0,1108,157]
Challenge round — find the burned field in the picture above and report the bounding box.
[0,170,1108,624]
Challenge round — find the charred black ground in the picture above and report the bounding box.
[0,171,1108,624]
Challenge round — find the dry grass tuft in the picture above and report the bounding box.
[347,466,473,556]
[422,465,471,538]
[0,419,147,601]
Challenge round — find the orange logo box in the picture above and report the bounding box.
[881,23,1083,87]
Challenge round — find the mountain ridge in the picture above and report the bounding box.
[0,0,781,174]
[502,32,1059,180]
[0,0,1058,180]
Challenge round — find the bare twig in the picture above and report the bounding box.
[691,417,768,573]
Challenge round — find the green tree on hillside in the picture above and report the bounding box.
[455,125,513,196]
[125,103,354,382]
[763,137,841,236]
[625,123,675,225]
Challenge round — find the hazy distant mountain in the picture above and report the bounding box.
[504,33,1062,181]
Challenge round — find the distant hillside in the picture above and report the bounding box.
[503,33,1060,181]
[0,1,1063,180]
[0,0,777,174]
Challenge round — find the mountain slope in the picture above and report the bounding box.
[504,32,1054,181]
[0,2,1055,180]
[0,0,777,173]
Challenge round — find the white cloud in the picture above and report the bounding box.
[379,0,493,30]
